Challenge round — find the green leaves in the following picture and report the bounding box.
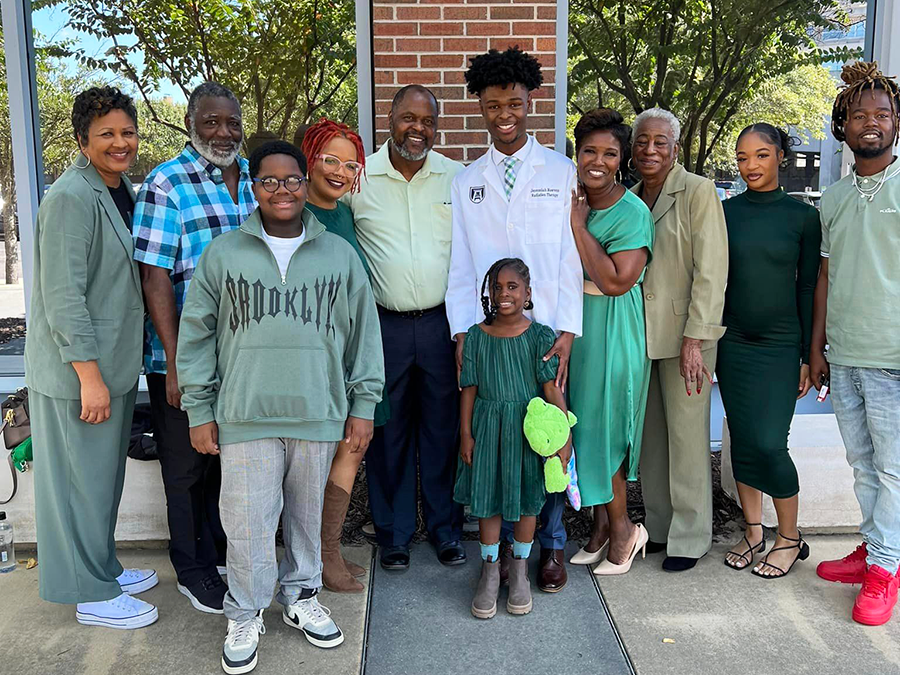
[569,0,859,174]
[63,0,358,137]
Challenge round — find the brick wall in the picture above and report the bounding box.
[371,0,559,163]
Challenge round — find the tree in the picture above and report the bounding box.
[707,63,839,173]
[65,0,358,140]
[569,0,860,175]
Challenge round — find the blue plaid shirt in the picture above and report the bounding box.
[133,144,256,374]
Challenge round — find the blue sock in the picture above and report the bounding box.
[513,539,533,560]
[480,542,500,562]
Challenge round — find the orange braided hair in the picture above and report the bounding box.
[301,118,366,194]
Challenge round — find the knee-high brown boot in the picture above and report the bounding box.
[322,480,365,592]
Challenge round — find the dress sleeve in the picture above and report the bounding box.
[459,326,479,388]
[535,323,559,384]
[796,205,822,364]
[604,201,655,264]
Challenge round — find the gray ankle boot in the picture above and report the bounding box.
[506,557,533,615]
[471,560,500,619]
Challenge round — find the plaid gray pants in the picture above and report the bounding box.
[219,437,338,621]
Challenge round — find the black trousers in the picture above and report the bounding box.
[365,305,463,548]
[147,373,227,586]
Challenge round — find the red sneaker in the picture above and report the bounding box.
[852,565,899,626]
[817,542,868,584]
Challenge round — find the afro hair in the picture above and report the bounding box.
[465,47,543,97]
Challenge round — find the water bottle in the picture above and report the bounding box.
[0,511,15,573]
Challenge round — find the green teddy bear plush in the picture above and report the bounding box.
[523,397,577,493]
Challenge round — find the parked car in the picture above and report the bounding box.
[787,191,822,209]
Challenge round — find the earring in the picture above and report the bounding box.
[616,169,623,184]
[524,299,534,310]
[628,157,637,173]
[71,148,91,169]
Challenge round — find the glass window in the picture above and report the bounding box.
[796,154,807,168]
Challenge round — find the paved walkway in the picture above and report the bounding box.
[1,535,899,675]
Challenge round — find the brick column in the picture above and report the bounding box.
[371,1,559,163]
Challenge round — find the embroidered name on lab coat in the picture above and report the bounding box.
[530,187,561,199]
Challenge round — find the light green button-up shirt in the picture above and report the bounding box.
[343,142,464,312]
[820,157,900,369]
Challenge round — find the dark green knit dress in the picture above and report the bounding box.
[717,188,821,498]
[453,322,559,521]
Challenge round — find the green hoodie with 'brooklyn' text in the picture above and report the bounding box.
[176,207,384,445]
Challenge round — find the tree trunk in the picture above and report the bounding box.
[4,198,18,285]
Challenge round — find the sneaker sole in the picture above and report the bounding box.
[221,653,257,675]
[120,571,159,595]
[76,606,158,630]
[177,584,224,615]
[852,607,895,626]
[281,612,345,648]
[816,569,865,585]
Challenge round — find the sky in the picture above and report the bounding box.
[30,4,186,102]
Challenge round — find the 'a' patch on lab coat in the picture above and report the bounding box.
[469,186,485,204]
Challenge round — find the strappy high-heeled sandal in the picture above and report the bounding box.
[752,530,810,579]
[724,523,766,570]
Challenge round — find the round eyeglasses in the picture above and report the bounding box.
[253,176,307,193]
[317,154,362,176]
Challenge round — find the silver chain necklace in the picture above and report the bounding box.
[853,161,900,201]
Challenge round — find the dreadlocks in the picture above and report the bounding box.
[301,118,367,193]
[480,258,532,325]
[831,61,900,144]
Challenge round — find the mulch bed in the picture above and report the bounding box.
[0,318,25,344]
[337,451,744,547]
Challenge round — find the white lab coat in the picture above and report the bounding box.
[445,138,583,338]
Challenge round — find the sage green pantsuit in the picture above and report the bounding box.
[31,386,138,603]
[24,163,144,604]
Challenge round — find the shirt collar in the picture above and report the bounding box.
[491,135,534,167]
[366,140,448,181]
[182,143,251,183]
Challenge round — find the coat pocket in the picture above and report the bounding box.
[672,297,691,316]
[218,346,332,423]
[525,203,563,244]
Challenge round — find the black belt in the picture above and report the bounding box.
[378,303,445,319]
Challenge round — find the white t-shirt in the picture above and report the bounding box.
[261,226,305,277]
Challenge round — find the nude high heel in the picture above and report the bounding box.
[592,524,649,576]
[570,539,609,565]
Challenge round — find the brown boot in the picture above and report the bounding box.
[321,481,364,593]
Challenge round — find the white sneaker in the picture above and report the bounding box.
[117,568,159,595]
[222,611,265,675]
[76,593,158,629]
[217,565,228,578]
[282,595,344,648]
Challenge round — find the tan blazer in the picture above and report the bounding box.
[25,163,144,399]
[631,164,728,360]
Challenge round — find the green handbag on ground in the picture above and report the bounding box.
[1,389,31,505]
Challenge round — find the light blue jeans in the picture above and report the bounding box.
[219,438,338,622]
[830,365,900,575]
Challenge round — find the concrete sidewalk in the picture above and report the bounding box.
[599,534,900,675]
[3,536,900,674]
[0,547,371,675]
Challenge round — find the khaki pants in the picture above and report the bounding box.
[639,349,717,558]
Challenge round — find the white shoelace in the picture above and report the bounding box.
[227,615,266,648]
[296,597,331,624]
[109,593,145,614]
[118,569,143,581]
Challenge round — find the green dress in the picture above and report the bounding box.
[453,322,559,521]
[568,190,655,507]
[305,201,388,426]
[717,188,821,498]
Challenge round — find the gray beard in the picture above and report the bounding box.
[391,138,429,162]
[190,128,240,168]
